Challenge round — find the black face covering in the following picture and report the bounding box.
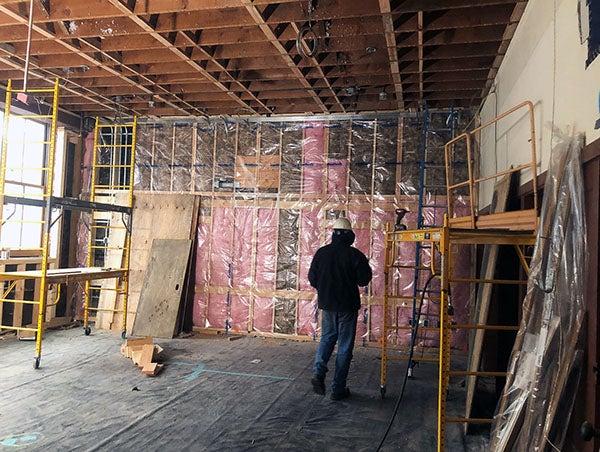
[332,229,355,246]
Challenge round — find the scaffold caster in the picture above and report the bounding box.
[380,386,386,399]
[121,331,126,340]
[34,357,40,369]
[84,326,91,336]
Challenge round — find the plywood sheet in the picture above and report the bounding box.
[132,239,192,338]
[96,192,129,330]
[127,192,197,331]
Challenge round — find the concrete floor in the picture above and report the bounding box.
[0,327,488,451]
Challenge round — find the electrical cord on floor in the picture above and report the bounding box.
[375,272,439,452]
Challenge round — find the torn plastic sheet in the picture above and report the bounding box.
[132,116,471,347]
[490,131,587,451]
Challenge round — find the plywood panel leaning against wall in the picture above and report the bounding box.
[127,193,198,332]
[132,239,192,339]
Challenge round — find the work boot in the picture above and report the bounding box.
[330,387,350,401]
[311,374,325,395]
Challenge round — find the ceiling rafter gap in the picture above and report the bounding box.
[287,21,345,112]
[148,13,159,29]
[167,31,177,44]
[104,0,265,115]
[261,4,279,22]
[176,30,270,113]
[38,0,50,16]
[379,0,404,109]
[240,0,327,114]
[273,22,289,39]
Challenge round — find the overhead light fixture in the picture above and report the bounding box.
[366,46,377,54]
[379,90,388,101]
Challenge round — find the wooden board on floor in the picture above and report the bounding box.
[131,239,192,338]
[464,172,514,427]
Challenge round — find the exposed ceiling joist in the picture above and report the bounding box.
[0,0,528,117]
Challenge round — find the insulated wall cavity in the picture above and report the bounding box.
[134,116,471,348]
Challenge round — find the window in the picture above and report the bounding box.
[0,114,46,250]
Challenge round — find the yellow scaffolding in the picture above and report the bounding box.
[380,102,540,450]
[0,79,60,368]
[382,219,536,450]
[0,79,136,368]
[83,119,137,339]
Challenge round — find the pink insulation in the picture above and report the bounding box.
[302,123,325,194]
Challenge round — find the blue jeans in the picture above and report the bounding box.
[313,309,358,394]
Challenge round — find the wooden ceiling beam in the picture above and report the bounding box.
[264,2,381,23]
[379,0,403,109]
[155,8,256,31]
[391,0,523,13]
[420,5,520,30]
[132,0,299,15]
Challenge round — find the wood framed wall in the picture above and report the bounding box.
[133,114,472,345]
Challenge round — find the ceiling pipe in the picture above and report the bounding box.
[23,0,35,92]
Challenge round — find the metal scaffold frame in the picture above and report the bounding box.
[380,101,540,451]
[0,79,136,368]
[383,219,536,450]
[83,118,137,339]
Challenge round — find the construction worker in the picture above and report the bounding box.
[308,217,372,400]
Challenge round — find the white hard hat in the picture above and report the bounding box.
[332,217,352,230]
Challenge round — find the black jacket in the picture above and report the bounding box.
[308,232,373,312]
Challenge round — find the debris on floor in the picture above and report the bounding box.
[120,336,164,376]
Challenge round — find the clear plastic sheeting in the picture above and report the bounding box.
[490,131,587,451]
[133,114,471,346]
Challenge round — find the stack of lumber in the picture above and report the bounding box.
[120,336,164,376]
